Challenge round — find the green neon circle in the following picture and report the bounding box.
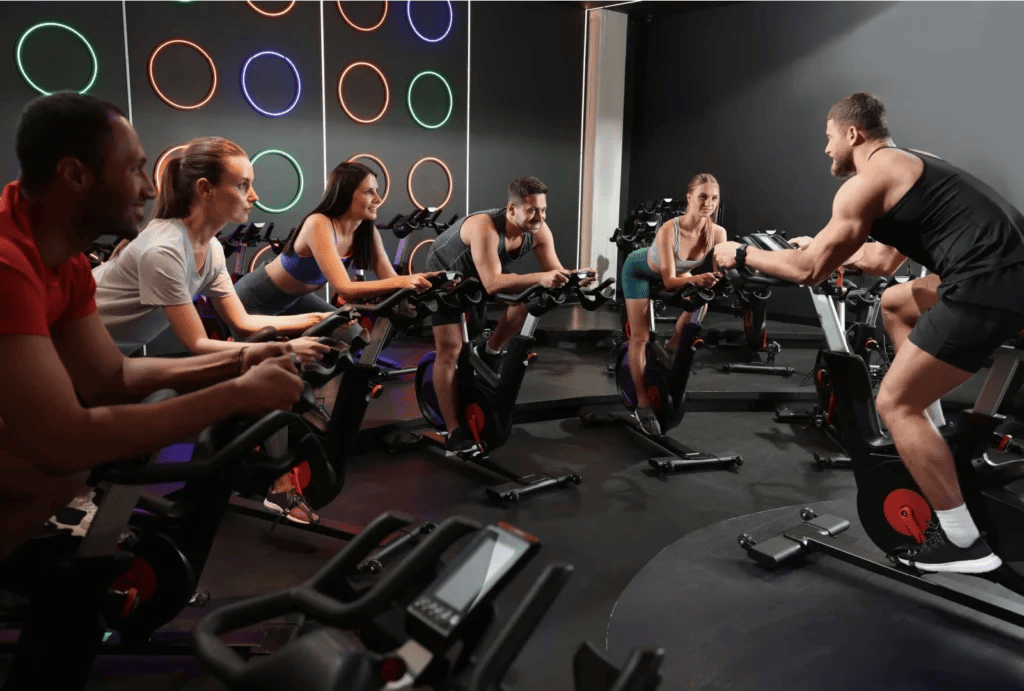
[16,22,99,95]
[250,149,304,214]
[407,71,453,130]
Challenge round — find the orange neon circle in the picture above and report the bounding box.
[407,156,453,210]
[337,62,389,124]
[148,39,217,110]
[246,1,296,17]
[345,153,390,204]
[153,144,188,192]
[336,1,388,31]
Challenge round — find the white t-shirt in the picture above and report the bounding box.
[93,217,235,345]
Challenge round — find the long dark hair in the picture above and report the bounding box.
[286,161,376,270]
[154,137,248,220]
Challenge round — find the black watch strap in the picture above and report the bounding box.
[735,245,748,270]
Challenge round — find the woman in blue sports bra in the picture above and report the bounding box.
[619,173,727,436]
[234,161,438,319]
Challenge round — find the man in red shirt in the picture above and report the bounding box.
[0,92,308,562]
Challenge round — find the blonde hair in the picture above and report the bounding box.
[686,173,720,257]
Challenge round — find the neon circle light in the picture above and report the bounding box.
[246,1,296,17]
[241,51,301,117]
[407,157,453,210]
[16,23,98,96]
[148,39,218,111]
[251,149,305,214]
[153,144,188,193]
[337,1,388,31]
[406,1,453,43]
[346,153,390,204]
[337,62,389,124]
[407,71,453,130]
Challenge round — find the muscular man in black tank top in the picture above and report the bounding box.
[425,176,594,453]
[715,92,1024,575]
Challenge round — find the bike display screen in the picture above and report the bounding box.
[432,528,530,610]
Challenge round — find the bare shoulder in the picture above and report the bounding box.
[834,173,887,219]
[711,223,728,241]
[461,212,497,245]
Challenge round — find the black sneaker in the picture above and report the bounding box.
[634,406,662,437]
[446,427,479,455]
[889,521,1002,574]
[264,488,320,525]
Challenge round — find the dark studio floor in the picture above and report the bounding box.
[3,305,1023,690]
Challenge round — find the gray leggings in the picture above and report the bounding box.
[232,264,333,338]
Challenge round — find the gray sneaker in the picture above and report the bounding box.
[634,406,662,437]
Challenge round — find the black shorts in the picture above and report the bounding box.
[909,267,1024,372]
[430,299,487,329]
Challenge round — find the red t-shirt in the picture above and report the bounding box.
[0,181,96,336]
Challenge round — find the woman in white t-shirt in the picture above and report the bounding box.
[94,136,331,525]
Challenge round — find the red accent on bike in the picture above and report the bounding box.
[370,384,384,399]
[883,489,932,542]
[378,656,407,682]
[526,352,537,363]
[292,463,311,492]
[466,404,485,444]
[647,386,662,412]
[119,588,139,619]
[999,435,1012,452]
[693,338,704,350]
[112,557,158,608]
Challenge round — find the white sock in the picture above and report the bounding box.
[485,343,501,356]
[935,504,981,548]
[925,400,946,428]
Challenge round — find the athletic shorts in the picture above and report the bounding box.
[909,264,1024,372]
[424,252,487,328]
[620,248,663,300]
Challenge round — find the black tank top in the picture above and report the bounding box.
[425,208,536,279]
[868,147,1024,284]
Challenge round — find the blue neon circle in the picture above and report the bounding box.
[241,50,302,117]
[406,1,452,43]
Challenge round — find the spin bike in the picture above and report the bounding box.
[194,510,665,691]
[402,271,615,504]
[0,380,336,690]
[733,232,1024,627]
[581,282,743,473]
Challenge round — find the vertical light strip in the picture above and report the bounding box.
[576,8,590,267]
[465,0,471,215]
[320,0,329,303]
[121,0,133,123]
[320,0,327,190]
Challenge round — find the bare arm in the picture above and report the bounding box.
[740,176,878,285]
[164,302,251,351]
[210,293,325,338]
[305,214,410,301]
[531,225,568,272]
[52,311,242,405]
[843,242,907,276]
[468,217,564,294]
[0,333,253,475]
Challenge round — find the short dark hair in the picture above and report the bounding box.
[508,176,548,205]
[15,92,126,195]
[827,92,890,141]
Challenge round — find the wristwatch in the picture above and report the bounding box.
[734,245,748,270]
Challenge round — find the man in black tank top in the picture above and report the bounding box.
[425,176,593,453]
[715,92,1024,575]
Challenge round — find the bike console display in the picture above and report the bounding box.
[407,522,539,641]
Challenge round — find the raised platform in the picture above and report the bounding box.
[607,497,1024,690]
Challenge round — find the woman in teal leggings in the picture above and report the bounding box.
[621,173,727,436]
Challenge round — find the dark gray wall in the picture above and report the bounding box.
[468,1,584,273]
[2,0,585,350]
[627,1,1024,319]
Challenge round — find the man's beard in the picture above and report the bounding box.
[80,193,140,241]
[832,156,855,179]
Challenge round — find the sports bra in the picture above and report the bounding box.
[279,218,351,285]
[648,216,715,274]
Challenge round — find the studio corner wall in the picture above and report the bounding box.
[627,1,1024,320]
[580,8,628,284]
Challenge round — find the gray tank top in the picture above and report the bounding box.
[648,216,714,273]
[426,208,536,279]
